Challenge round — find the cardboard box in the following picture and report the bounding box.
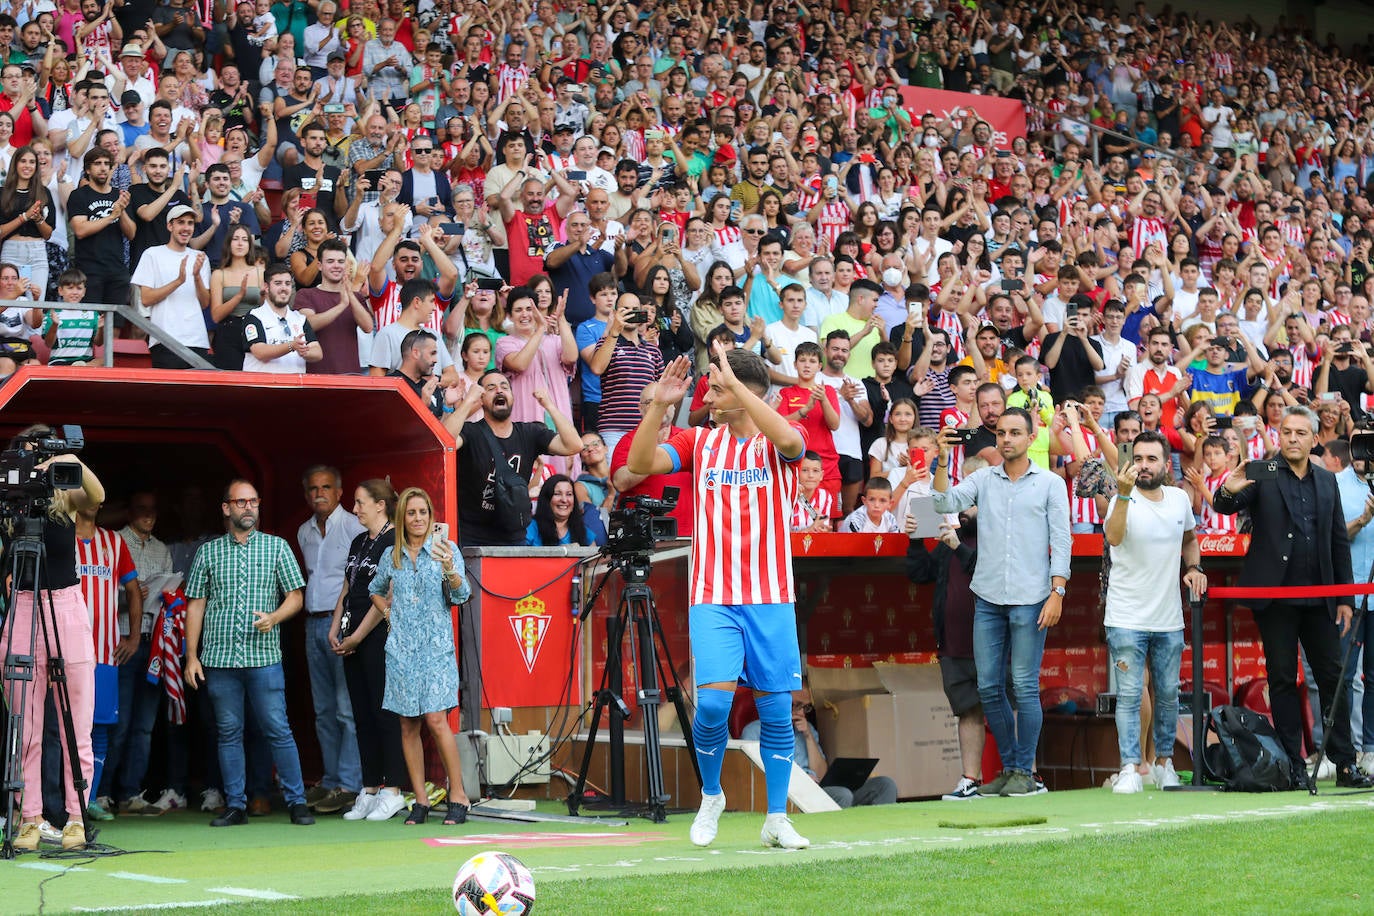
[808,662,963,799]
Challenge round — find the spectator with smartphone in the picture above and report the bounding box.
[1189,329,1266,417]
[585,290,665,452]
[1315,324,1374,421]
[1040,296,1106,404]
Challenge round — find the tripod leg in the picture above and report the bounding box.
[39,585,95,843]
[1,588,38,857]
[567,599,630,816]
[647,601,701,787]
[625,590,668,822]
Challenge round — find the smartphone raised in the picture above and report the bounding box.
[1246,459,1281,480]
[567,170,588,181]
[1001,278,1024,292]
[659,223,677,244]
[439,222,467,236]
[1118,441,1133,473]
[476,278,504,291]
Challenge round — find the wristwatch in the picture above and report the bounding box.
[1052,585,1067,597]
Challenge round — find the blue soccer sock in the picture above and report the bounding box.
[692,687,734,796]
[91,724,108,802]
[753,691,794,815]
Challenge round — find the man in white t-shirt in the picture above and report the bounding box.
[1102,430,1208,794]
[765,282,817,388]
[130,204,211,369]
[1092,300,1137,423]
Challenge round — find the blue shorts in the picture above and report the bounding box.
[690,603,803,695]
[94,662,119,725]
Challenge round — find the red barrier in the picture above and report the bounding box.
[1207,585,1374,599]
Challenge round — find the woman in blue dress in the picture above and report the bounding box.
[369,487,472,826]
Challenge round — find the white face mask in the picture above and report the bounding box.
[882,267,904,287]
[923,134,941,147]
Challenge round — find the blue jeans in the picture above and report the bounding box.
[304,615,361,791]
[973,598,1048,774]
[205,664,307,810]
[106,638,164,800]
[1106,626,1184,765]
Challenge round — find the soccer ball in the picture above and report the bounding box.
[452,851,536,915]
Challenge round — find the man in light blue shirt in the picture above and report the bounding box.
[1333,439,1374,772]
[932,406,1071,798]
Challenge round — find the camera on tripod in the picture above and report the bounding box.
[0,424,84,510]
[605,487,680,555]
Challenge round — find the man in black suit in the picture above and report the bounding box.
[1213,405,1374,789]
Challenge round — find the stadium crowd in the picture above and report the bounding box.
[8,0,1374,831]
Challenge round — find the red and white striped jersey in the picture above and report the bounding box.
[1289,343,1316,389]
[934,308,966,361]
[791,486,835,530]
[815,201,852,249]
[624,130,645,162]
[495,63,530,102]
[369,279,446,334]
[1207,51,1234,79]
[77,528,138,666]
[1129,215,1169,258]
[1282,221,1307,249]
[1245,433,1267,460]
[714,225,741,249]
[1329,309,1351,326]
[939,406,970,487]
[1200,472,1238,533]
[1068,428,1102,525]
[664,424,806,606]
[1260,249,1290,296]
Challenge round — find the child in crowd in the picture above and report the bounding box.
[1184,435,1239,533]
[840,477,900,533]
[42,269,101,367]
[791,451,834,532]
[868,397,917,477]
[777,341,842,513]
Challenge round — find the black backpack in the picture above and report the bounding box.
[1203,705,1294,791]
[474,422,532,532]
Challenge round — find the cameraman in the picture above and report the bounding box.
[1,425,106,851]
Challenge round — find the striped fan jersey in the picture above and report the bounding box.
[77,528,138,666]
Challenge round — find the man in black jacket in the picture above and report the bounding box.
[1213,405,1374,788]
[906,508,984,799]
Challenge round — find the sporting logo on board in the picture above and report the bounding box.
[509,595,552,673]
[1196,533,1251,554]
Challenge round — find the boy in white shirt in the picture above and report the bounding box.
[765,282,816,387]
[840,478,900,533]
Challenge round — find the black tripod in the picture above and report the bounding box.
[567,553,699,822]
[2,516,94,857]
[1306,475,1374,796]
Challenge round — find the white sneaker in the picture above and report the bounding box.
[941,776,982,801]
[1111,764,1143,794]
[365,790,409,821]
[38,820,63,844]
[200,788,226,812]
[689,791,726,847]
[1151,759,1181,790]
[1309,755,1337,780]
[1358,750,1374,776]
[343,792,379,821]
[760,813,809,850]
[153,788,188,811]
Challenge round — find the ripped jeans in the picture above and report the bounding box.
[1106,626,1185,766]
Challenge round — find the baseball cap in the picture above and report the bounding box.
[327,50,346,63]
[120,90,142,108]
[166,204,198,224]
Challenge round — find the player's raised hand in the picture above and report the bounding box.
[650,355,693,407]
[709,340,740,391]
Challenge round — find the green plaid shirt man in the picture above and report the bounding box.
[185,530,306,668]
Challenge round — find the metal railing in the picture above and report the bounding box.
[5,287,217,370]
[1021,98,1200,170]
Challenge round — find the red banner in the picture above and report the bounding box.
[477,558,583,708]
[898,87,1026,150]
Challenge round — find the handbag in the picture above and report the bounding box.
[473,421,532,531]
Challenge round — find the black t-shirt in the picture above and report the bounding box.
[1154,92,1180,139]
[387,368,444,417]
[3,516,79,591]
[965,425,997,459]
[340,525,395,639]
[1325,362,1369,419]
[284,162,343,229]
[127,184,191,267]
[1040,332,1104,404]
[209,87,254,130]
[458,420,556,547]
[998,324,1032,356]
[67,185,127,274]
[861,375,916,457]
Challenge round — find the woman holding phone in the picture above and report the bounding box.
[368,487,472,826]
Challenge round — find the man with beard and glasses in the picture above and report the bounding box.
[446,371,583,547]
[1102,429,1207,793]
[183,480,315,828]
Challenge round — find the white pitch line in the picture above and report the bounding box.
[18,862,91,873]
[206,887,298,901]
[107,871,188,885]
[72,900,233,912]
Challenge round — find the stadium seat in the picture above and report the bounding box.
[261,178,285,222]
[728,685,758,739]
[1180,681,1231,712]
